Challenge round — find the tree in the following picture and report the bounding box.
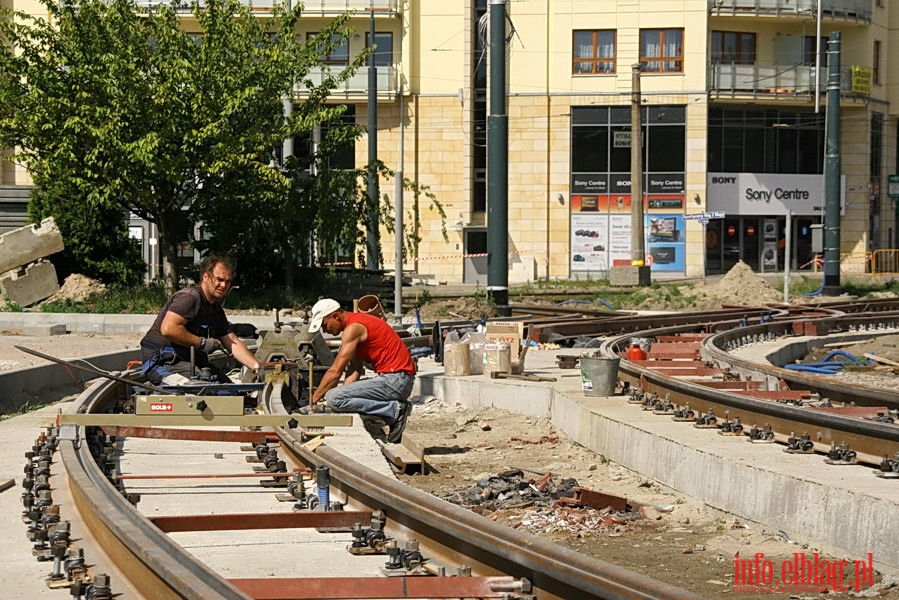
[0,0,366,289]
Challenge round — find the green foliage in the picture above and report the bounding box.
[0,295,22,312]
[38,283,169,313]
[413,288,433,309]
[1,400,46,421]
[0,0,388,291]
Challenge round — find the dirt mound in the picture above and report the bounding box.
[46,274,107,303]
[409,296,497,322]
[704,261,783,305]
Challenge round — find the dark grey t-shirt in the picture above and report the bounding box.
[140,286,232,365]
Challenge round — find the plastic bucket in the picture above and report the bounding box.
[580,356,620,397]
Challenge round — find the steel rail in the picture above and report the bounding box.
[601,314,899,465]
[39,299,899,598]
[261,383,705,600]
[51,373,704,600]
[59,378,252,599]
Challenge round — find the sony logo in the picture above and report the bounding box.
[711,176,736,184]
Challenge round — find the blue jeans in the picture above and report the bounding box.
[324,372,414,423]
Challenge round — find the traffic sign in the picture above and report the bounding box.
[889,175,899,198]
[684,211,725,221]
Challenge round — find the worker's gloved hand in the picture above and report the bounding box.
[198,337,224,354]
[162,373,191,386]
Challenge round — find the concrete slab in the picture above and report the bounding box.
[0,218,64,274]
[0,260,60,307]
[22,324,66,337]
[609,265,652,286]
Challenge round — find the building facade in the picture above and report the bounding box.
[2,0,894,284]
[327,0,892,283]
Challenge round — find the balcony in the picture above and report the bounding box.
[134,0,399,14]
[298,0,400,15]
[296,65,399,98]
[709,62,871,100]
[710,0,871,22]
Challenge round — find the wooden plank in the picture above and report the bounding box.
[823,339,872,348]
[863,352,899,367]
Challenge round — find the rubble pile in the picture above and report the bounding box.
[437,469,579,511]
[437,469,641,537]
[506,506,638,539]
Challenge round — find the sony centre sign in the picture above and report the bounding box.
[707,173,845,215]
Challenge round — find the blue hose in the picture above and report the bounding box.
[802,279,826,296]
[595,297,615,309]
[815,350,861,363]
[784,349,869,374]
[784,364,845,374]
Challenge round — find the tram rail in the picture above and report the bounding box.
[15,298,899,598]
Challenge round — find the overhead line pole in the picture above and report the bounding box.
[822,31,842,294]
[630,63,645,267]
[487,0,509,315]
[366,10,380,271]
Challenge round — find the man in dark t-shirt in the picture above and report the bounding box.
[140,254,260,385]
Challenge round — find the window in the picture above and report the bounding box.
[802,36,826,66]
[573,30,616,74]
[570,105,685,182]
[871,113,883,178]
[711,31,756,65]
[873,40,881,85]
[640,29,683,73]
[707,108,824,174]
[289,105,357,171]
[366,32,393,67]
[307,33,349,66]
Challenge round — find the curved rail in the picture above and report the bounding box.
[262,384,703,600]
[601,311,899,465]
[28,298,899,598]
[45,374,704,599]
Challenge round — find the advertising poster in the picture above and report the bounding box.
[645,214,686,272]
[571,195,687,274]
[571,212,609,270]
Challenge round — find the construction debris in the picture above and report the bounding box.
[436,469,642,538]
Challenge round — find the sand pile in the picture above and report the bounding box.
[703,261,783,305]
[45,274,107,303]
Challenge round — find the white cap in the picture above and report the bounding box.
[308,298,341,333]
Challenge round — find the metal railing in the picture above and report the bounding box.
[297,0,399,13]
[710,0,871,21]
[296,64,398,96]
[872,250,899,274]
[132,0,399,13]
[709,63,864,97]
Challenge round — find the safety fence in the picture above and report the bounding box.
[872,250,899,274]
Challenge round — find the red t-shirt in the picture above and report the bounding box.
[346,312,416,375]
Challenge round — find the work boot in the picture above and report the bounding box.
[387,402,413,443]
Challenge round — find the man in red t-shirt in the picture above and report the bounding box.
[308,298,415,443]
